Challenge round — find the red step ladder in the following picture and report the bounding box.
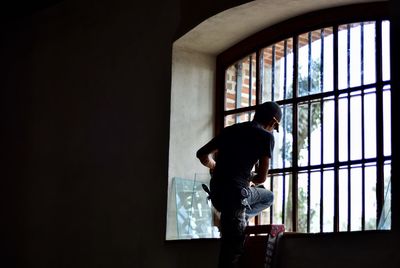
[240,224,285,268]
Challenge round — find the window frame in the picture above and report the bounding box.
[216,2,391,233]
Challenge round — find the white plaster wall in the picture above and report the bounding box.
[166,46,215,239]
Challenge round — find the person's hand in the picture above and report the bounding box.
[209,168,215,175]
[251,175,265,185]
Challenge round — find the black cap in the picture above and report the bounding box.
[254,101,282,131]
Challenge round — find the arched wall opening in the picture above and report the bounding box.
[166,0,387,240]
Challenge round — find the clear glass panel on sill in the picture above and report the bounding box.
[172,175,219,239]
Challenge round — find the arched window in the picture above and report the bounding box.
[216,2,391,233]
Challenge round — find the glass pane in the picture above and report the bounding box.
[338,94,348,162]
[363,22,376,85]
[310,101,322,166]
[259,176,272,225]
[384,161,391,209]
[261,46,273,102]
[298,172,309,233]
[284,174,293,232]
[383,87,392,156]
[225,54,256,111]
[173,176,217,239]
[298,102,309,166]
[323,169,334,232]
[273,175,284,224]
[297,30,323,96]
[224,111,254,127]
[350,166,362,231]
[273,104,293,169]
[261,40,295,102]
[323,27,334,92]
[339,167,349,231]
[350,23,362,88]
[323,98,335,163]
[260,173,293,231]
[310,171,321,233]
[225,65,237,111]
[337,23,370,89]
[379,162,391,230]
[365,165,377,230]
[339,94,349,161]
[364,89,377,158]
[382,21,390,81]
[350,91,362,160]
[286,39,294,99]
[338,24,349,90]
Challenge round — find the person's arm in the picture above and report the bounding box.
[196,138,219,171]
[197,148,217,170]
[251,155,270,184]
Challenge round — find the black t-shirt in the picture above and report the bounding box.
[197,121,274,189]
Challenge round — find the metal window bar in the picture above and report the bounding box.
[223,80,390,117]
[361,22,365,86]
[249,55,253,106]
[248,55,254,121]
[269,156,391,175]
[257,50,262,105]
[333,25,340,232]
[320,28,325,232]
[292,35,299,232]
[361,22,366,231]
[254,50,262,226]
[221,19,391,234]
[375,20,385,224]
[271,45,276,170]
[307,31,312,233]
[269,175,274,223]
[235,62,243,123]
[282,40,288,225]
[347,24,352,231]
[272,45,276,101]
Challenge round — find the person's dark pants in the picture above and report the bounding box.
[211,183,274,267]
[211,186,247,268]
[218,205,247,268]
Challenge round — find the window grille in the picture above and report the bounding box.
[217,4,391,233]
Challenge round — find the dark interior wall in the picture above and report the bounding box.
[1,0,260,267]
[276,231,399,268]
[1,0,399,268]
[0,0,238,267]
